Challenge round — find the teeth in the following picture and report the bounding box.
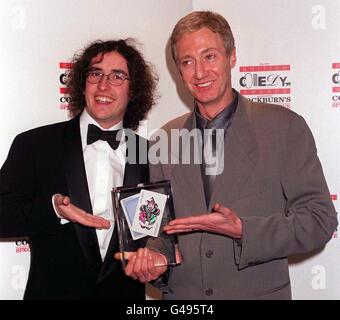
[196,81,213,88]
[95,96,113,103]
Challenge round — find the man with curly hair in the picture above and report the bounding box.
[0,39,163,299]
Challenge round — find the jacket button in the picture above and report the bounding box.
[205,288,213,296]
[205,250,214,258]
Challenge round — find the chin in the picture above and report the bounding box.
[196,96,217,105]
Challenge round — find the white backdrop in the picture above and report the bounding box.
[1,0,339,299]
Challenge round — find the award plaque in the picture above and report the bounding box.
[112,180,178,269]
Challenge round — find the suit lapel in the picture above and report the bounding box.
[209,96,259,210]
[170,114,207,214]
[98,134,149,282]
[63,116,102,271]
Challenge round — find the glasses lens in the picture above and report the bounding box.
[108,72,126,86]
[87,71,102,84]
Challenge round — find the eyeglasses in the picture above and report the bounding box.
[86,70,130,86]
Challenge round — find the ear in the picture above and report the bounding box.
[229,47,237,69]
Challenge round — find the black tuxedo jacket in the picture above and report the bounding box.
[0,116,149,300]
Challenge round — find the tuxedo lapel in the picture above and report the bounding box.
[98,133,149,282]
[123,135,149,186]
[97,228,120,283]
[210,96,259,210]
[63,116,102,271]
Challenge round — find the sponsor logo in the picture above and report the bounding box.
[15,239,30,254]
[331,63,340,108]
[59,62,73,110]
[239,64,292,108]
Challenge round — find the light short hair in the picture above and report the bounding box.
[170,11,235,63]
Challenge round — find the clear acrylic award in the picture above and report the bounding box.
[112,180,179,269]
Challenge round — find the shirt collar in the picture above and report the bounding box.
[195,89,238,130]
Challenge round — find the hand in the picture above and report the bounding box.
[163,203,243,238]
[53,194,110,229]
[114,248,168,283]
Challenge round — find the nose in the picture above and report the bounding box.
[194,60,208,79]
[98,74,110,90]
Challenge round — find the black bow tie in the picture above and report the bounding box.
[87,124,121,150]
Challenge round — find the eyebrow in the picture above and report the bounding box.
[89,67,129,76]
[179,47,219,60]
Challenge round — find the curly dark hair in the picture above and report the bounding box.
[67,39,158,130]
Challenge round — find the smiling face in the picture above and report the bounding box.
[175,27,236,119]
[84,51,130,128]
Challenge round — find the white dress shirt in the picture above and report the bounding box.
[54,110,126,260]
[80,110,126,260]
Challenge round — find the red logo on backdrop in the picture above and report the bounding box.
[59,62,73,110]
[15,239,30,254]
[239,64,292,108]
[331,62,340,108]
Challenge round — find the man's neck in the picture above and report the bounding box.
[196,91,235,120]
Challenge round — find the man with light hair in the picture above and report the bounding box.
[147,10,337,299]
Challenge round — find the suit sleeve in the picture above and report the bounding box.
[0,134,61,237]
[236,115,338,269]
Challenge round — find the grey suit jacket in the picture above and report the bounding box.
[150,94,337,299]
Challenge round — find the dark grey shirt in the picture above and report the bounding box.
[194,90,238,206]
